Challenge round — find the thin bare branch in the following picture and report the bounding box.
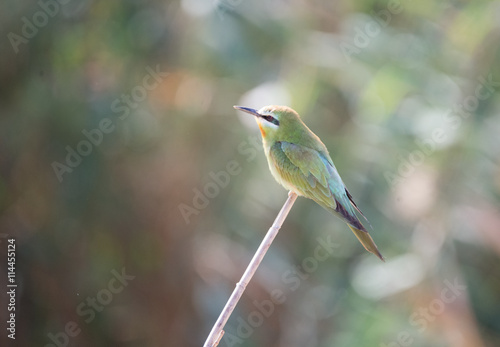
[203,191,298,347]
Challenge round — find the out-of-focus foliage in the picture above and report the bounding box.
[1,0,500,346]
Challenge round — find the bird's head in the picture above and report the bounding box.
[233,105,303,141]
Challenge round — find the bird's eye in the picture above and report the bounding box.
[262,115,279,126]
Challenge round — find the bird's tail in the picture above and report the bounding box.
[348,225,384,261]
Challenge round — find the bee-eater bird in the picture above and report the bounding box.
[234,105,384,261]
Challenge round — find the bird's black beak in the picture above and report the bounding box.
[233,106,261,117]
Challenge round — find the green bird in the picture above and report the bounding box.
[234,105,384,261]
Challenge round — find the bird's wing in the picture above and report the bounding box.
[270,141,336,210]
[275,141,365,231]
[274,141,383,260]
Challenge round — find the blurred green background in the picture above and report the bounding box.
[1,0,500,346]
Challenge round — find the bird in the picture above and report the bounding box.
[234,105,384,261]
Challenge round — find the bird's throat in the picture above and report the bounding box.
[257,123,266,137]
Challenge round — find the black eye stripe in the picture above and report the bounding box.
[262,115,280,126]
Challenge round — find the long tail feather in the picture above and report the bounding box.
[348,225,384,261]
[345,188,373,230]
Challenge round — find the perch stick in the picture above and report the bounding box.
[203,191,298,347]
